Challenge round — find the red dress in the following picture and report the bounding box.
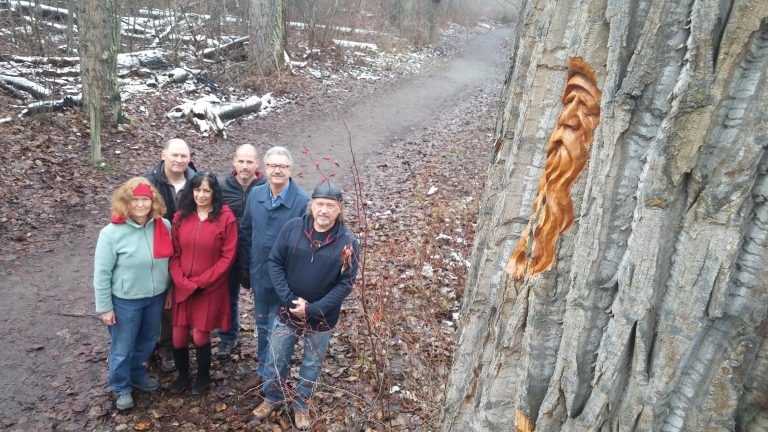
[170,205,237,332]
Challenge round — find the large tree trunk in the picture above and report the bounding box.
[79,0,121,154]
[442,0,768,431]
[249,0,285,75]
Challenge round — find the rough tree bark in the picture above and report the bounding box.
[79,0,121,163]
[248,0,285,75]
[442,0,768,431]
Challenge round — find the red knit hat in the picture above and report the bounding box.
[133,183,154,198]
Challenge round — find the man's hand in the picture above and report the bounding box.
[289,297,308,319]
[165,290,173,309]
[100,310,116,326]
[239,267,251,289]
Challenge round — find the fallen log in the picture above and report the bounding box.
[0,54,79,67]
[218,95,267,121]
[167,95,225,136]
[166,93,274,137]
[0,0,72,21]
[20,94,82,116]
[117,49,170,69]
[0,74,51,99]
[2,49,169,70]
[0,80,28,99]
[202,37,249,60]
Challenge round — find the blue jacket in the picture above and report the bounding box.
[268,214,359,331]
[93,218,172,313]
[238,179,309,301]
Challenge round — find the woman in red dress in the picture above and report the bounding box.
[168,172,237,394]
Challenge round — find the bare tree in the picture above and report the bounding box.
[442,0,768,430]
[79,0,122,163]
[249,0,286,75]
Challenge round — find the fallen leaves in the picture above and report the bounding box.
[133,420,152,430]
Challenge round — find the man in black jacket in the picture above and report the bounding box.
[143,138,197,372]
[216,144,265,359]
[252,181,359,430]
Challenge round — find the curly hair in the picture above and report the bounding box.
[176,173,224,222]
[508,57,602,280]
[111,177,167,220]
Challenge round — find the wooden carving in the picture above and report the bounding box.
[507,57,602,280]
[515,409,538,432]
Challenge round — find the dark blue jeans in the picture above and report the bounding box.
[218,268,240,345]
[107,293,164,395]
[262,320,333,410]
[253,286,279,377]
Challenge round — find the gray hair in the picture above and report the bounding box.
[306,199,344,224]
[263,146,294,167]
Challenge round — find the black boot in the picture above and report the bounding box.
[169,347,190,394]
[192,344,211,395]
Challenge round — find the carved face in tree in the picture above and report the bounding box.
[508,57,602,280]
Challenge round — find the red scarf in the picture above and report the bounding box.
[111,215,173,258]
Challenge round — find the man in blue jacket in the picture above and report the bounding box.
[216,144,265,360]
[252,181,359,430]
[238,146,309,389]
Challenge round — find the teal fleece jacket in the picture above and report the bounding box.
[93,218,172,313]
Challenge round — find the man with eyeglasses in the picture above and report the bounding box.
[143,137,197,373]
[216,144,266,360]
[238,146,309,391]
[251,181,359,430]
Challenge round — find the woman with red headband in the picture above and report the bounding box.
[168,172,237,395]
[93,177,173,411]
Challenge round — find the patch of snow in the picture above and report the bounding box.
[421,263,433,278]
[353,71,380,81]
[332,39,378,51]
[427,186,438,195]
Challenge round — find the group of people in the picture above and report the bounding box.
[93,138,360,429]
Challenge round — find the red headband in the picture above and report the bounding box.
[133,183,153,198]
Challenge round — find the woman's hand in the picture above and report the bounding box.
[100,310,116,326]
[165,291,173,309]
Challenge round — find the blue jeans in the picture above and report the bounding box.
[107,293,164,394]
[262,319,333,410]
[218,268,240,345]
[253,287,279,377]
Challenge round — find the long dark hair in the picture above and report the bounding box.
[176,173,223,222]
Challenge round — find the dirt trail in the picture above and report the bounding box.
[0,25,513,429]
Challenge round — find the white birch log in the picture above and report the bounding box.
[0,74,51,99]
[166,94,274,137]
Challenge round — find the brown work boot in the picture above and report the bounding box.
[294,409,311,430]
[252,400,278,419]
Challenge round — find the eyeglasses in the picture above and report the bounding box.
[194,171,217,179]
[266,163,291,170]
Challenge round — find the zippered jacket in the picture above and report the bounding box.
[143,160,197,220]
[238,180,310,300]
[268,214,360,331]
[219,170,265,223]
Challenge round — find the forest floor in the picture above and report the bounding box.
[0,22,513,431]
